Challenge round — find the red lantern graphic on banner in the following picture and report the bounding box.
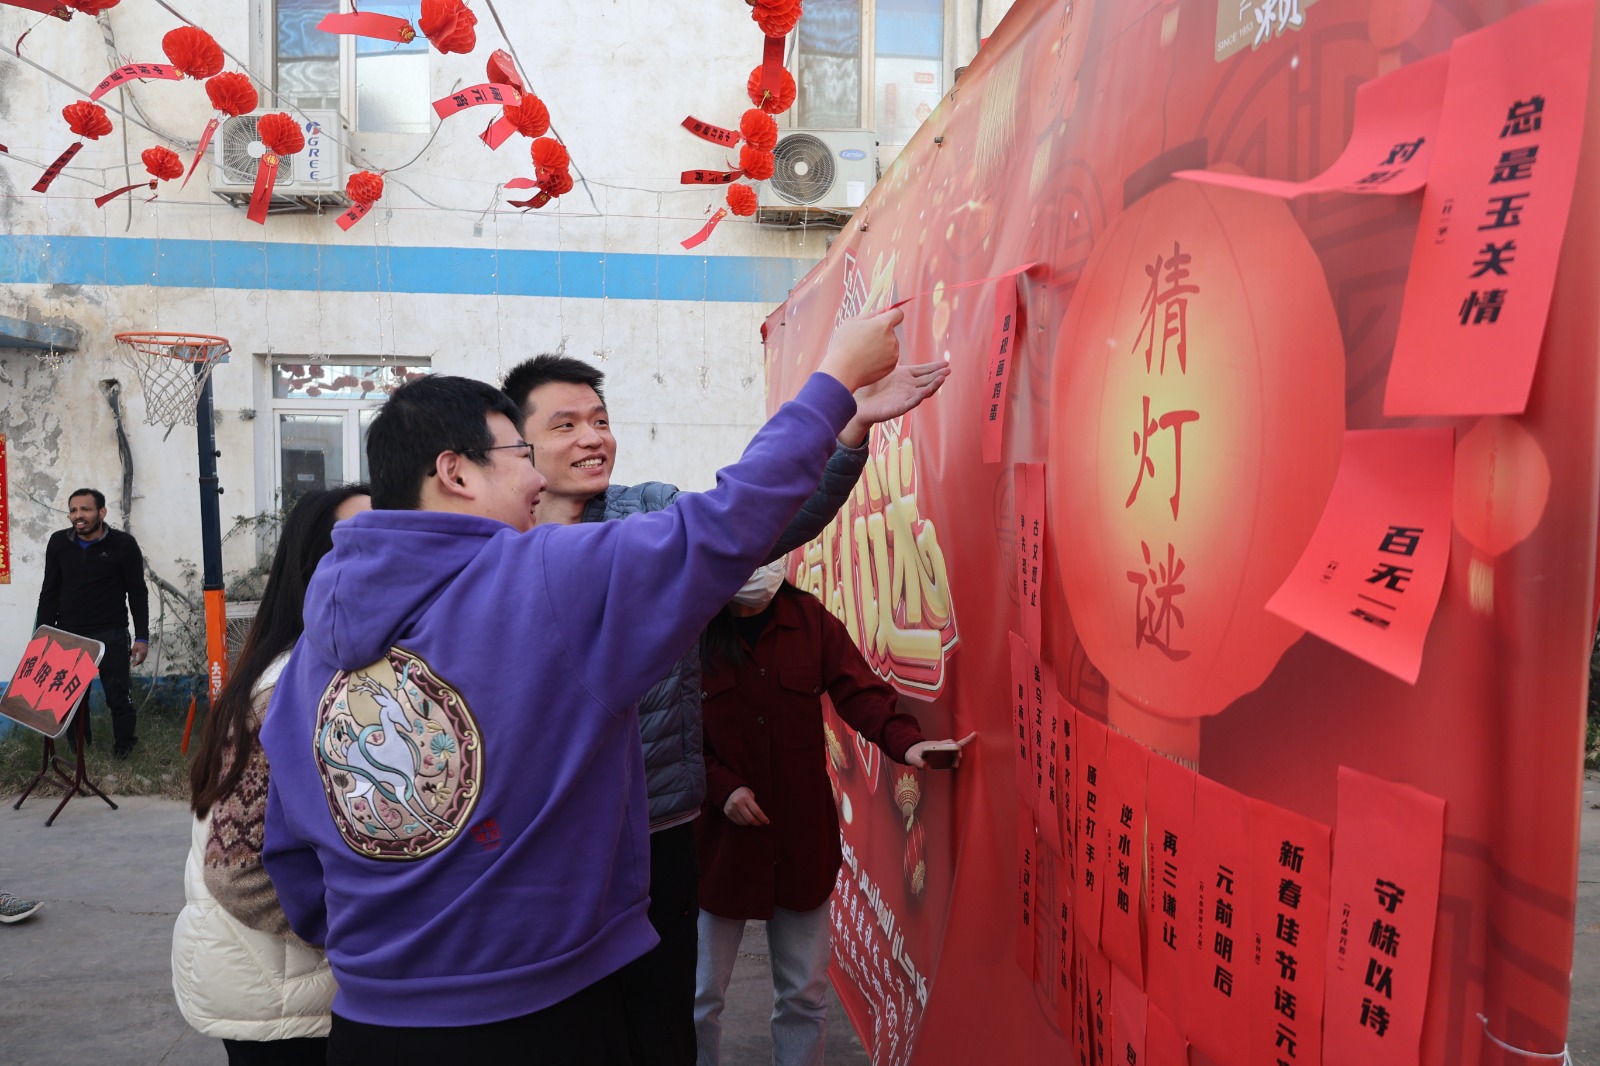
[1048,151,1345,721]
[1452,416,1551,614]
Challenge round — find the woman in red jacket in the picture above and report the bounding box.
[692,561,971,1066]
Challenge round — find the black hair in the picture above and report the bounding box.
[500,354,607,415]
[365,375,526,510]
[702,582,804,672]
[190,483,370,817]
[68,488,106,510]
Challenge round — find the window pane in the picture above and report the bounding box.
[875,0,943,149]
[277,0,340,111]
[279,413,344,507]
[796,0,862,129]
[356,2,430,134]
[272,362,430,400]
[359,407,378,483]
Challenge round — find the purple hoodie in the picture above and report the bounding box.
[261,373,856,1026]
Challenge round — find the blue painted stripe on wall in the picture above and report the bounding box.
[0,234,819,305]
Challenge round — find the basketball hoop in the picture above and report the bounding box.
[112,332,231,429]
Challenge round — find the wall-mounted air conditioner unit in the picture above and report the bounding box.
[756,129,878,226]
[210,110,349,214]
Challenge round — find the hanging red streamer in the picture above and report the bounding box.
[31,141,81,192]
[682,116,740,147]
[88,63,181,101]
[246,152,280,224]
[759,33,786,95]
[316,11,417,43]
[94,179,155,207]
[680,208,728,249]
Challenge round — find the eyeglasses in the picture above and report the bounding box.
[471,441,535,463]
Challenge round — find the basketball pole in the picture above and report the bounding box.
[193,363,228,708]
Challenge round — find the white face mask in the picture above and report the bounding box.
[731,560,786,609]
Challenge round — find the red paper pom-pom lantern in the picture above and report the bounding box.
[504,94,550,139]
[739,109,778,151]
[419,0,478,55]
[1048,175,1345,720]
[753,0,803,37]
[63,101,113,140]
[746,65,797,115]
[530,137,569,174]
[162,26,224,80]
[141,146,183,181]
[67,0,120,13]
[738,145,775,181]
[256,112,306,156]
[540,169,574,197]
[726,183,758,216]
[486,48,523,90]
[346,170,385,205]
[205,71,258,116]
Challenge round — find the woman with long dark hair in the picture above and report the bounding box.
[173,484,369,1065]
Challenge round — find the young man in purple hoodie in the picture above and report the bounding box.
[260,309,904,1065]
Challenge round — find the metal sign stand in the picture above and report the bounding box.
[13,709,118,827]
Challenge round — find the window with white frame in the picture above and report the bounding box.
[794,0,947,151]
[269,360,431,507]
[271,0,431,134]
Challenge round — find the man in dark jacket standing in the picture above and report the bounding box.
[35,488,150,756]
[501,354,947,1064]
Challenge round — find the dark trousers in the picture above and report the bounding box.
[326,971,631,1065]
[82,628,135,751]
[222,1037,327,1065]
[619,821,700,1066]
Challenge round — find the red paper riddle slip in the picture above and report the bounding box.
[1187,775,1254,1066]
[1265,428,1453,684]
[1098,728,1149,986]
[1034,660,1062,854]
[433,83,521,120]
[1143,753,1195,1031]
[89,63,182,102]
[316,11,416,43]
[1008,631,1038,804]
[335,200,375,232]
[183,117,221,188]
[1,0,70,15]
[1175,51,1449,198]
[31,142,82,192]
[1014,463,1045,655]
[1145,999,1188,1066]
[682,116,740,148]
[481,116,517,150]
[1322,767,1446,1066]
[1016,803,1038,976]
[1109,964,1149,1066]
[760,34,786,95]
[1249,798,1332,1066]
[1072,709,1109,948]
[981,275,1019,464]
[1383,0,1595,416]
[681,169,742,185]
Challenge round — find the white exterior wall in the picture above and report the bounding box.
[0,0,1007,670]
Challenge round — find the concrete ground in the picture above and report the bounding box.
[1,777,1594,1064]
[0,791,868,1066]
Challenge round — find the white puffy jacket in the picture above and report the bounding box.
[170,664,335,1041]
[171,808,336,1040]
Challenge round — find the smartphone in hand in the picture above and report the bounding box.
[919,743,963,769]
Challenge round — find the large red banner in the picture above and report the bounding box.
[774,2,1600,1063]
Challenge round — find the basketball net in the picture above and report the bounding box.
[111,332,231,429]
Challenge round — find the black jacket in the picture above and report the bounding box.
[35,526,150,641]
